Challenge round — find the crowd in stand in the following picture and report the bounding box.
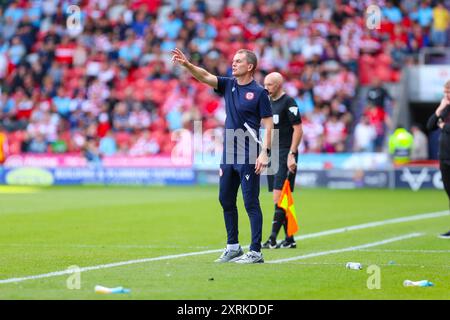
[0,0,449,162]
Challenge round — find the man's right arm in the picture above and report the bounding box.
[436,97,449,118]
[171,48,218,90]
[428,98,450,131]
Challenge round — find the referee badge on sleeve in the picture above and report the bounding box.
[289,106,299,116]
[273,114,279,124]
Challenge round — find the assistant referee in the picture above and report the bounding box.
[262,72,303,249]
[427,80,450,239]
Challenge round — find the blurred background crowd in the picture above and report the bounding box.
[0,0,449,162]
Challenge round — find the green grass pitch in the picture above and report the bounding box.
[0,185,449,300]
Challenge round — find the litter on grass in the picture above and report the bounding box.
[95,285,131,294]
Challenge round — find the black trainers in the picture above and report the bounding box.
[276,239,297,249]
[438,230,450,239]
[262,238,277,249]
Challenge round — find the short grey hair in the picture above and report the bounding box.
[236,49,258,74]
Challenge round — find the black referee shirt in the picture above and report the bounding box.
[270,93,302,149]
[427,105,450,162]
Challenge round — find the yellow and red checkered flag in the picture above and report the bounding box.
[277,177,299,237]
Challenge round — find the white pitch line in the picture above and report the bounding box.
[268,233,424,263]
[276,262,449,268]
[293,210,448,242]
[0,244,213,250]
[1,210,446,250]
[357,249,450,254]
[0,210,447,285]
[0,249,224,285]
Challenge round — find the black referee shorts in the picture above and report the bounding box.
[267,148,298,192]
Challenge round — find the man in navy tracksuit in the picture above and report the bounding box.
[172,48,273,263]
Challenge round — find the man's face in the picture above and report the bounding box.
[264,78,280,98]
[232,52,252,77]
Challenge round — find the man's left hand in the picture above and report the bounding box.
[255,152,269,175]
[287,154,297,173]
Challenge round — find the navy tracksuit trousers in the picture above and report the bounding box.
[219,163,262,252]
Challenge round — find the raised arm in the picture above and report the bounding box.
[427,97,449,131]
[436,97,449,118]
[171,48,218,89]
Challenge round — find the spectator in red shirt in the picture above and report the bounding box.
[55,36,76,65]
[364,101,392,151]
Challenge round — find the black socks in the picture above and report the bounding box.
[270,204,286,240]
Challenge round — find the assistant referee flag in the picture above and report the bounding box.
[277,177,299,237]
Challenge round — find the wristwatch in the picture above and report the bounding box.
[288,150,297,156]
[262,148,271,156]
